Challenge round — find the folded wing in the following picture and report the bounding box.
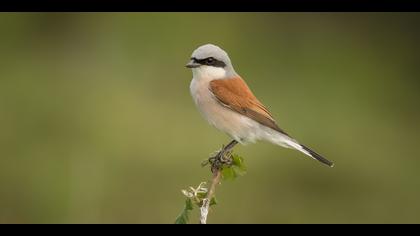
[209,77,289,136]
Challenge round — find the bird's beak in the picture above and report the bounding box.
[185,60,200,68]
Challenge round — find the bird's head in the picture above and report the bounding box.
[186,44,237,79]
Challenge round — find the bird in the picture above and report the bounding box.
[186,44,333,167]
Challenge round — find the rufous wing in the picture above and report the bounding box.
[209,77,289,136]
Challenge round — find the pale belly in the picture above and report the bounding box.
[190,77,263,144]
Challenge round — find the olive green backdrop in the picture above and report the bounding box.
[0,13,419,223]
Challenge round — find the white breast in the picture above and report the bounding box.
[189,69,266,144]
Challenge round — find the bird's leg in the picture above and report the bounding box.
[207,140,239,173]
[219,139,238,165]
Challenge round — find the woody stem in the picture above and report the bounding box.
[200,139,238,224]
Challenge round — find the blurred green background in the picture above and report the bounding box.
[0,13,419,224]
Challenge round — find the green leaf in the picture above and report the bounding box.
[221,154,247,180]
[185,198,194,210]
[232,154,247,176]
[175,198,194,224]
[196,191,207,200]
[232,154,246,169]
[210,196,218,206]
[221,165,236,180]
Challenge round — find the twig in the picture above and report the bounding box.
[199,140,238,224]
[200,170,221,224]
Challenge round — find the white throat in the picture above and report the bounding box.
[192,65,226,80]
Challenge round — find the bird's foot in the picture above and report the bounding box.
[203,145,234,173]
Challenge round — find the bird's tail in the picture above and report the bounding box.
[270,133,334,167]
[299,143,334,167]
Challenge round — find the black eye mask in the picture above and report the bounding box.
[191,57,226,68]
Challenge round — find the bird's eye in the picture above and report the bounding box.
[206,57,214,65]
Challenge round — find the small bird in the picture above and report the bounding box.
[186,44,333,167]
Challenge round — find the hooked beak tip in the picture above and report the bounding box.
[186,61,200,68]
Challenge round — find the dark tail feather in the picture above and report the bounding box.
[300,144,334,167]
